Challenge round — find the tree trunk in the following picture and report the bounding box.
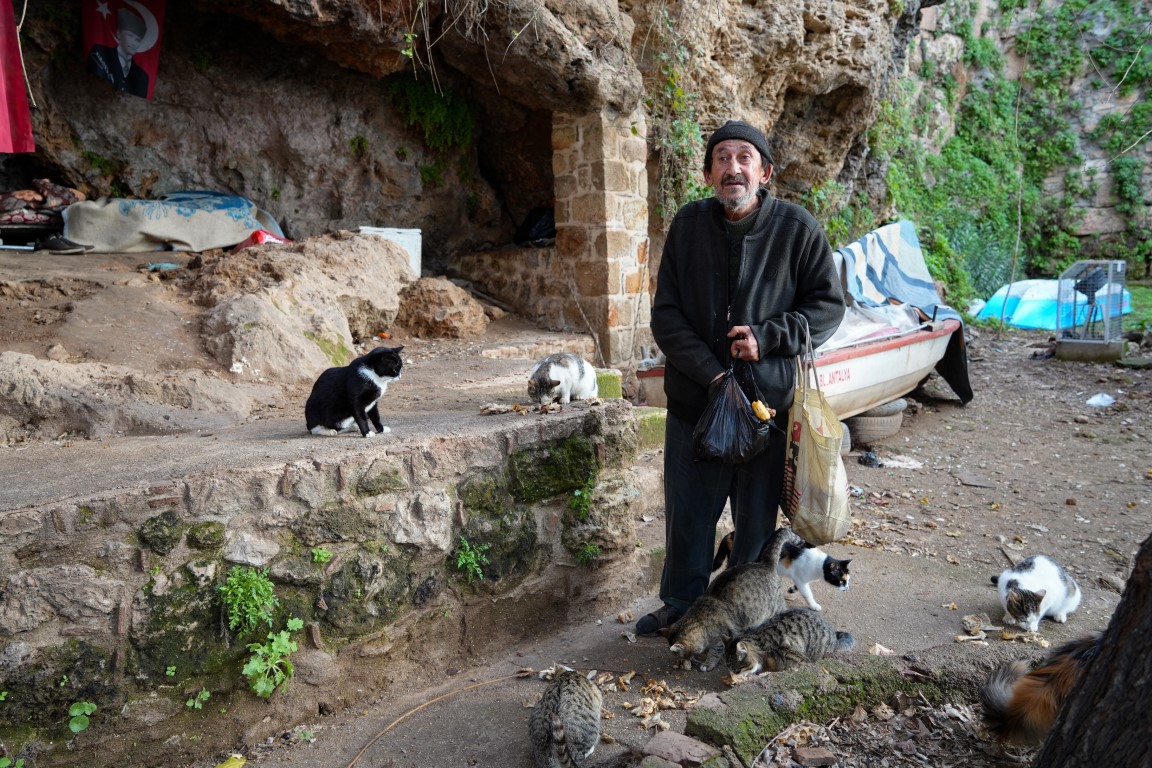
[1032,531,1152,767]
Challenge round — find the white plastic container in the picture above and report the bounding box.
[359,227,422,276]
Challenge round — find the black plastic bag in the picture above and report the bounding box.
[692,364,774,464]
[514,205,556,246]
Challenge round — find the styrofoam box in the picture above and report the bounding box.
[359,227,421,276]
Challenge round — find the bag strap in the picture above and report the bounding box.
[796,315,823,396]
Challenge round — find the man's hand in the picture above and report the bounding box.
[727,326,759,362]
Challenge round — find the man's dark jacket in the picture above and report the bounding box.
[652,190,846,424]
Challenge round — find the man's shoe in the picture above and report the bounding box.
[636,604,682,636]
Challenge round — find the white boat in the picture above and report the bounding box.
[813,318,962,419]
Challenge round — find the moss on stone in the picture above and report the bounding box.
[509,435,597,503]
[187,521,226,551]
[596,368,622,399]
[321,551,411,634]
[304,330,352,368]
[0,640,117,735]
[458,471,512,517]
[139,510,183,556]
[357,464,409,496]
[633,406,667,452]
[291,501,383,544]
[131,581,241,685]
[685,657,947,763]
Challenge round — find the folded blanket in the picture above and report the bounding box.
[63,191,272,253]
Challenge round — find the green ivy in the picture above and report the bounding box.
[386,76,476,155]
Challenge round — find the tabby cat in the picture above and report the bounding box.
[991,554,1081,633]
[981,633,1102,745]
[714,531,852,612]
[664,526,799,672]
[528,670,602,768]
[724,607,855,677]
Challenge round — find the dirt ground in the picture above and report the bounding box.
[2,250,1150,767]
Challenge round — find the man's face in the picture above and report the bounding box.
[703,139,773,217]
[118,28,143,55]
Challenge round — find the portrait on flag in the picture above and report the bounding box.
[82,0,165,100]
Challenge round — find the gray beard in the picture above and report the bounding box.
[717,184,759,213]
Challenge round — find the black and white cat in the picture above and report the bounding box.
[305,345,404,438]
[527,352,598,405]
[713,531,851,612]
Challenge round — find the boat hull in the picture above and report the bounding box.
[814,320,959,420]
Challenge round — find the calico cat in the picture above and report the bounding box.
[714,531,851,612]
[664,526,798,672]
[304,345,404,438]
[528,669,602,768]
[980,633,1102,745]
[527,352,598,405]
[724,607,855,677]
[991,554,1081,633]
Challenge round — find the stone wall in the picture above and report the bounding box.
[452,108,655,371]
[0,402,662,768]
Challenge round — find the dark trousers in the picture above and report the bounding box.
[658,410,785,613]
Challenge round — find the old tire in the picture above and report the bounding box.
[862,397,908,417]
[840,421,852,455]
[845,412,903,446]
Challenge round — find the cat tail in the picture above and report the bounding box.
[712,531,734,572]
[549,714,579,768]
[980,633,1101,745]
[758,526,804,569]
[834,631,855,652]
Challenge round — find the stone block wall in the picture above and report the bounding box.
[0,403,661,768]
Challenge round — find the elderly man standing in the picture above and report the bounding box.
[637,120,845,636]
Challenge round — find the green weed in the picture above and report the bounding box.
[453,536,490,584]
[243,618,304,698]
[185,689,211,709]
[68,701,96,734]
[218,566,279,636]
[311,547,333,564]
[574,542,602,565]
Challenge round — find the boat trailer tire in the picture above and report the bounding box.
[860,397,908,417]
[839,422,852,455]
[845,411,903,446]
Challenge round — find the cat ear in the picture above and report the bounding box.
[1033,589,1047,600]
[842,559,852,566]
[735,641,749,662]
[548,378,561,388]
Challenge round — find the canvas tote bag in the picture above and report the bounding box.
[781,320,851,544]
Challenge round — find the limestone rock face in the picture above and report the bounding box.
[195,231,418,384]
[9,0,927,270]
[396,276,490,339]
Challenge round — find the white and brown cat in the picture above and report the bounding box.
[527,352,598,405]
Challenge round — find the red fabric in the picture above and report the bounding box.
[0,0,34,152]
[82,0,165,100]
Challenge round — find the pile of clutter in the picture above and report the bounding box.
[0,178,85,228]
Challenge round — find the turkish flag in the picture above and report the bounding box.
[82,0,165,100]
[1,0,33,152]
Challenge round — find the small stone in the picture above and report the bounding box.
[794,745,837,766]
[1066,497,1078,506]
[46,344,69,361]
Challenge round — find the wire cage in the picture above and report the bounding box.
[1056,260,1128,344]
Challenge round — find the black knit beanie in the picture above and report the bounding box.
[703,120,774,171]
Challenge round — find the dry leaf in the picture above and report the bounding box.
[869,643,895,656]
